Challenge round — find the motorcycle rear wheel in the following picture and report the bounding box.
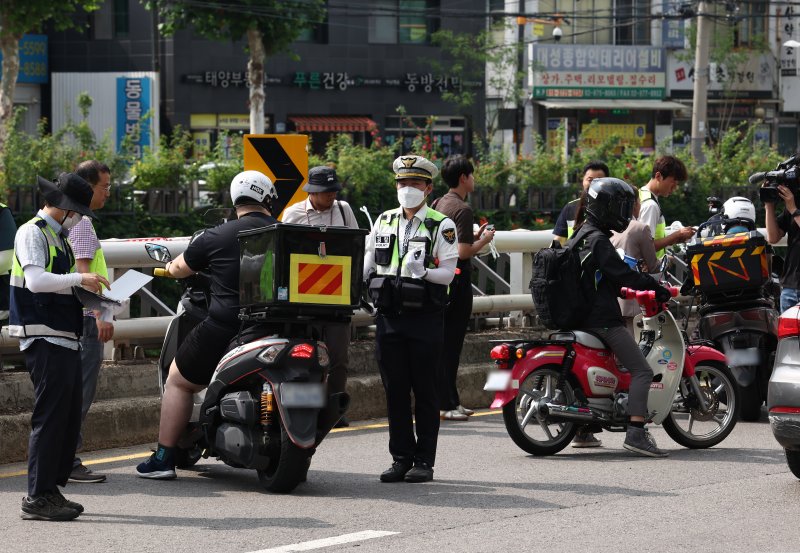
[257,419,313,493]
[174,445,203,469]
[662,361,739,449]
[502,366,577,456]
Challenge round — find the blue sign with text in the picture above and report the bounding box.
[0,34,48,84]
[116,77,152,159]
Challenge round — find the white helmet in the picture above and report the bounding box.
[230,170,277,207]
[722,196,756,222]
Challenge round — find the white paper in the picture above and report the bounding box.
[73,269,153,311]
[103,269,153,301]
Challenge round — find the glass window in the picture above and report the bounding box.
[615,0,650,45]
[113,0,129,37]
[93,1,113,40]
[369,0,399,43]
[368,0,439,44]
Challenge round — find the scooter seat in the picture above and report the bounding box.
[549,330,607,350]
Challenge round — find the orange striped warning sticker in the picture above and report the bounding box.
[289,253,352,305]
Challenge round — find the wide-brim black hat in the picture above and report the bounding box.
[37,173,97,220]
[303,166,343,193]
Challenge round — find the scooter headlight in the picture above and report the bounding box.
[257,344,286,364]
[317,343,330,367]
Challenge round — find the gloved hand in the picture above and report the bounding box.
[405,250,427,279]
[655,286,672,304]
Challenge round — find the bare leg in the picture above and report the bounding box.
[158,360,204,446]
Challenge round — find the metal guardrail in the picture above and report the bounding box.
[0,231,547,352]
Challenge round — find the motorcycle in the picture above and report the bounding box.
[484,286,739,455]
[680,205,780,421]
[145,221,362,493]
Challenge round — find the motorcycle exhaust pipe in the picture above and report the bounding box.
[538,401,598,423]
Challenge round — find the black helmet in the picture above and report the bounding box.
[585,177,636,233]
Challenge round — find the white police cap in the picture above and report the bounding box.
[392,155,439,181]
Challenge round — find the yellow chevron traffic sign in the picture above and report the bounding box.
[244,134,308,218]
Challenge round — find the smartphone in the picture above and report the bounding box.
[486,224,495,232]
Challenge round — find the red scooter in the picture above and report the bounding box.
[484,287,739,455]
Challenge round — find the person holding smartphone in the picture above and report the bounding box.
[433,155,496,421]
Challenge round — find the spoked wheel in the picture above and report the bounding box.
[256,419,312,494]
[662,362,739,448]
[502,366,577,456]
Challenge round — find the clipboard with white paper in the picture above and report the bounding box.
[73,269,154,311]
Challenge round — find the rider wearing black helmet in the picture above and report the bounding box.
[570,177,672,458]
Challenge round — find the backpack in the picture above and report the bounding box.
[529,227,595,330]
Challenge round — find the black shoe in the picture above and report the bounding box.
[20,492,80,521]
[334,416,350,428]
[379,461,412,483]
[52,488,84,514]
[404,462,434,483]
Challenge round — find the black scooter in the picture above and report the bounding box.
[682,213,780,421]
[145,222,359,493]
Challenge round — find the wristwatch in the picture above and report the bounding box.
[792,209,800,218]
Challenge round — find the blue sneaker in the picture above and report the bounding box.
[136,452,176,479]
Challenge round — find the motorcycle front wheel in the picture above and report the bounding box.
[502,366,577,456]
[257,418,313,494]
[662,361,739,448]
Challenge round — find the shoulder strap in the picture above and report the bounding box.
[430,197,440,210]
[336,200,346,226]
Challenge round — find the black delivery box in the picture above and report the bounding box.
[685,230,769,294]
[238,223,368,316]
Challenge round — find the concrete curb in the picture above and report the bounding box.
[0,363,496,464]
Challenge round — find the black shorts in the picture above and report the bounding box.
[175,318,238,386]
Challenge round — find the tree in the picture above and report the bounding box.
[428,23,524,156]
[0,0,101,164]
[144,0,326,134]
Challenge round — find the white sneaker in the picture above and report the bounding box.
[456,405,475,416]
[441,410,469,421]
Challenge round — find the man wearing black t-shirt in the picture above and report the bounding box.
[435,156,496,421]
[553,161,609,245]
[136,171,278,479]
[765,180,800,313]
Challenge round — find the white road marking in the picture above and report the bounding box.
[247,530,399,552]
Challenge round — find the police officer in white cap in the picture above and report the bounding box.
[363,154,458,483]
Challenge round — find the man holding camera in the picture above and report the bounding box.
[764,184,800,312]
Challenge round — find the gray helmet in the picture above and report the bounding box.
[585,177,636,233]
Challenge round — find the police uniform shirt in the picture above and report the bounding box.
[281,198,359,229]
[364,204,459,282]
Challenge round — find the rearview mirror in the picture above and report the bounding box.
[145,243,172,263]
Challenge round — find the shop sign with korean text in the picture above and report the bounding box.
[667,51,774,99]
[116,77,152,159]
[530,45,665,100]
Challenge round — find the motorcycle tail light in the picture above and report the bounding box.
[257,344,286,364]
[708,312,734,326]
[490,344,510,360]
[290,343,314,359]
[778,316,800,339]
[317,344,330,366]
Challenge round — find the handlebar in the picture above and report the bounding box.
[694,217,756,238]
[620,286,678,317]
[153,268,173,278]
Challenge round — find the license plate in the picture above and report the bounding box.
[280,382,326,408]
[484,371,512,392]
[726,347,761,367]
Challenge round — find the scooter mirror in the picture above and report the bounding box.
[145,243,172,263]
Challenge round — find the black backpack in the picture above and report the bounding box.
[529,227,596,330]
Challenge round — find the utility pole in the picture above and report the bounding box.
[691,0,710,163]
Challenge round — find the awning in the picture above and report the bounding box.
[289,116,376,132]
[535,99,688,110]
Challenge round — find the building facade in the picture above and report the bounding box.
[39,0,485,158]
[491,0,799,159]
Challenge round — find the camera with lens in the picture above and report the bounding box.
[751,155,800,203]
